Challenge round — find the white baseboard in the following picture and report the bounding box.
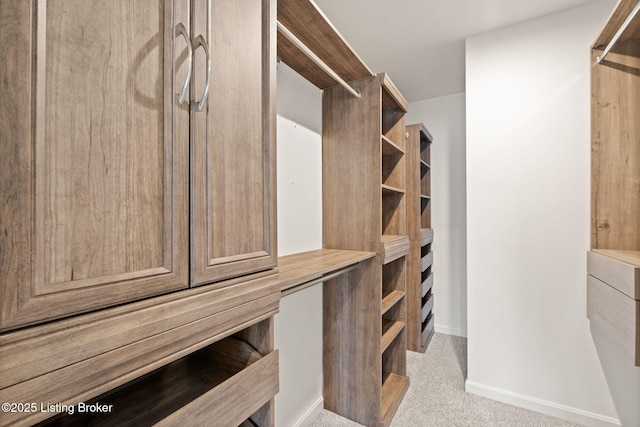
[293,396,324,427]
[434,323,467,338]
[465,380,622,427]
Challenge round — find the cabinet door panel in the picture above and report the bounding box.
[191,0,276,285]
[0,0,189,331]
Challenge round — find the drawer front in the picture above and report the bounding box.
[0,290,279,427]
[156,350,279,426]
[587,275,639,366]
[587,250,640,299]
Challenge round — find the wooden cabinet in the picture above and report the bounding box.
[323,73,410,427]
[588,0,640,366]
[0,1,279,425]
[406,124,435,353]
[0,0,189,331]
[191,0,277,285]
[0,0,276,331]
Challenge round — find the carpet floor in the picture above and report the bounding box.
[308,333,582,427]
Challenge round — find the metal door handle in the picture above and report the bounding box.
[175,23,192,104]
[193,35,211,111]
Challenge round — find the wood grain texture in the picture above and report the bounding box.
[381,74,409,113]
[406,124,434,352]
[588,250,640,299]
[587,275,639,366]
[37,338,277,427]
[380,373,409,427]
[0,275,279,426]
[278,249,375,291]
[381,290,405,316]
[591,47,640,250]
[323,74,409,425]
[323,75,382,253]
[191,0,277,285]
[592,0,640,49]
[381,320,405,354]
[323,259,382,426]
[277,0,373,89]
[0,0,190,332]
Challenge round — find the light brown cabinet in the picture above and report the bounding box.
[191,0,276,285]
[588,0,640,366]
[0,1,278,425]
[0,0,276,331]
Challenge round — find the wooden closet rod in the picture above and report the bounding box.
[277,21,362,98]
[597,0,640,63]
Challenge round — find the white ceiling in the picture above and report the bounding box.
[313,0,602,102]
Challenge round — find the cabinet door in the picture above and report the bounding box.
[191,0,276,285]
[0,0,190,331]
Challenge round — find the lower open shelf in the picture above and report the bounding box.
[37,336,278,427]
[380,372,410,427]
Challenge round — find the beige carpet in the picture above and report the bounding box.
[308,333,582,427]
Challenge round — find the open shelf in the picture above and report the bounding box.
[381,184,405,195]
[276,0,373,90]
[382,290,405,316]
[381,320,405,354]
[380,372,410,427]
[38,336,278,426]
[382,135,405,156]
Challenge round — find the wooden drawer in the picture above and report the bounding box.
[587,250,640,366]
[156,347,279,426]
[587,275,639,366]
[0,276,279,427]
[588,250,640,299]
[37,338,279,427]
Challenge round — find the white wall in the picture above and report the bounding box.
[274,63,325,427]
[407,94,467,338]
[465,1,640,426]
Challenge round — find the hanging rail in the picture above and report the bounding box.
[597,0,640,63]
[277,21,361,98]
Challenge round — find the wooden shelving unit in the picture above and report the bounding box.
[588,0,640,367]
[406,124,435,352]
[323,73,410,427]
